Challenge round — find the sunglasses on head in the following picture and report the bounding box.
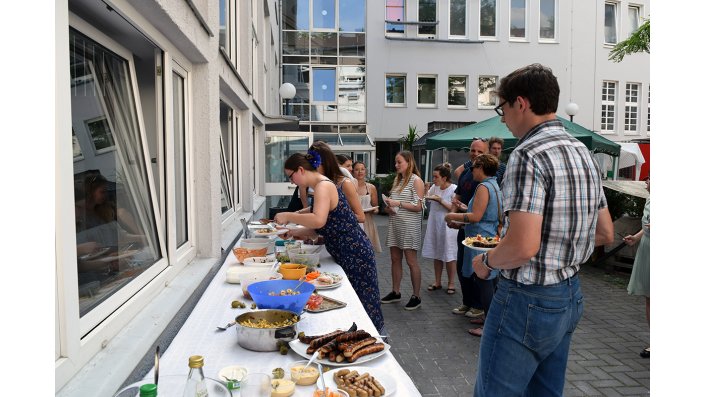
[472,137,488,142]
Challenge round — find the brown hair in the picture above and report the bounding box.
[497,63,559,115]
[473,154,499,177]
[309,141,344,183]
[433,162,452,181]
[488,137,504,148]
[393,151,422,192]
[284,153,316,172]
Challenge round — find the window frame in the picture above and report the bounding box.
[538,0,558,43]
[477,75,498,109]
[604,1,619,46]
[385,73,407,107]
[478,0,498,40]
[219,0,239,69]
[601,80,618,134]
[311,66,338,104]
[448,0,468,39]
[627,4,641,36]
[417,74,438,108]
[385,0,406,36]
[448,75,468,109]
[509,0,528,41]
[311,0,338,32]
[418,0,437,38]
[623,82,640,135]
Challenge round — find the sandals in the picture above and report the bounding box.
[468,327,483,337]
[446,288,456,295]
[469,317,484,325]
[640,347,650,358]
[427,284,442,291]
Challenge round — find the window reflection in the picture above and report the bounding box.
[283,31,309,55]
[312,68,336,102]
[282,0,309,30]
[71,29,161,316]
[312,0,336,30]
[339,33,365,56]
[311,32,337,56]
[386,0,405,34]
[449,0,466,37]
[339,0,365,32]
[419,0,436,35]
[510,0,526,38]
[540,0,556,40]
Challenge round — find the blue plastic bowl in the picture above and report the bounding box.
[248,279,315,314]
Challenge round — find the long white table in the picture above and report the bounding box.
[146,239,422,396]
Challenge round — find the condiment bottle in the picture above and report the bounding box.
[182,355,209,397]
[139,383,157,397]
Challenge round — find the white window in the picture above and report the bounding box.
[418,0,437,36]
[219,0,238,66]
[448,75,468,108]
[510,0,527,39]
[219,101,241,217]
[479,0,497,38]
[312,0,337,31]
[624,83,640,134]
[604,2,618,45]
[539,0,557,41]
[385,0,405,35]
[385,74,406,106]
[449,0,467,38]
[601,81,617,133]
[478,75,498,108]
[171,65,192,249]
[417,75,437,107]
[628,5,640,35]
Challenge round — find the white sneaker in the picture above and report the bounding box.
[452,305,470,315]
[465,308,485,318]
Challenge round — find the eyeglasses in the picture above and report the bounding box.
[494,101,507,116]
[285,171,295,181]
[471,137,488,142]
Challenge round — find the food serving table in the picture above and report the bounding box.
[143,238,422,396]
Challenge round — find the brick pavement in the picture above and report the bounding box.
[372,215,650,396]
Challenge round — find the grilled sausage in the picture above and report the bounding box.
[347,343,385,362]
[343,337,377,357]
[335,330,371,343]
[308,330,345,350]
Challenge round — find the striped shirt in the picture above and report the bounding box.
[501,119,607,285]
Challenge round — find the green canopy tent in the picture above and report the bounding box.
[423,115,622,179]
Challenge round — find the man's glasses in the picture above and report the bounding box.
[494,101,507,116]
[471,137,487,142]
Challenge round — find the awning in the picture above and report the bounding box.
[602,180,649,199]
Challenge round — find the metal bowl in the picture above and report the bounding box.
[235,309,300,352]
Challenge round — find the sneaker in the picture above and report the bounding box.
[465,308,485,318]
[452,304,470,315]
[380,291,401,303]
[404,295,421,311]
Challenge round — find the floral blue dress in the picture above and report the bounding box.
[316,181,385,333]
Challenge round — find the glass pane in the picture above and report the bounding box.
[312,68,336,102]
[510,0,526,38]
[448,76,467,106]
[480,0,496,37]
[219,0,229,54]
[313,132,339,144]
[604,4,617,43]
[311,104,338,121]
[312,0,336,29]
[70,30,161,317]
[290,104,311,121]
[385,75,405,104]
[311,56,338,65]
[312,125,338,133]
[340,134,370,145]
[539,0,555,39]
[417,76,436,105]
[339,33,365,56]
[282,56,310,64]
[265,136,310,183]
[311,32,337,56]
[340,0,365,32]
[72,128,84,160]
[628,7,639,34]
[340,57,365,65]
[338,125,367,134]
[283,65,310,103]
[478,76,497,107]
[173,72,187,247]
[282,31,309,55]
[282,0,309,30]
[219,102,233,214]
[338,66,365,109]
[449,0,466,36]
[386,0,405,34]
[419,0,437,35]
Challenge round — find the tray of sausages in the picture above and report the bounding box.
[323,367,397,396]
[289,329,390,367]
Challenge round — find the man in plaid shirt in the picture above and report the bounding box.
[471,64,614,397]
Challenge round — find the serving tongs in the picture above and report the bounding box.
[154,345,160,386]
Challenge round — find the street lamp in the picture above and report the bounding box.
[279,83,296,116]
[565,102,579,122]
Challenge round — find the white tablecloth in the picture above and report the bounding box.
[146,240,421,396]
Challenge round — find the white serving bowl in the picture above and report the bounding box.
[243,255,277,267]
[240,238,275,253]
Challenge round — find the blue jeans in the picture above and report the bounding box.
[474,275,584,397]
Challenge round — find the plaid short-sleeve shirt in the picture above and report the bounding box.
[501,120,607,285]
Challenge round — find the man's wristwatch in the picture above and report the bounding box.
[481,252,495,271]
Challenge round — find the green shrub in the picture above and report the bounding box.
[604,187,646,221]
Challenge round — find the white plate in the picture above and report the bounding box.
[243,255,278,267]
[323,366,397,396]
[363,206,379,213]
[461,240,494,252]
[288,339,390,367]
[309,272,343,290]
[251,229,279,237]
[217,365,247,384]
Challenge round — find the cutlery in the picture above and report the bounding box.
[216,319,237,331]
[303,347,321,371]
[154,345,160,386]
[317,362,326,391]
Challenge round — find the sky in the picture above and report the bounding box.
[1,1,699,395]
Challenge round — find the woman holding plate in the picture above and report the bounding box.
[445,154,503,337]
[352,161,382,253]
[274,153,385,334]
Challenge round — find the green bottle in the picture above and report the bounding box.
[139,383,157,397]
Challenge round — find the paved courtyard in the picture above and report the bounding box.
[372,215,650,396]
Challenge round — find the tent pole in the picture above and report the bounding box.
[425,150,432,182]
[612,154,619,180]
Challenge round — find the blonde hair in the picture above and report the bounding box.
[393,151,422,193]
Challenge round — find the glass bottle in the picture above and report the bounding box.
[139,383,157,397]
[183,355,209,397]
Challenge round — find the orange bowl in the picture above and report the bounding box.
[278,263,307,280]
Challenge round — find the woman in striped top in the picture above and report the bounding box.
[380,151,425,310]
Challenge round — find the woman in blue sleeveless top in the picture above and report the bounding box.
[274,153,385,334]
[445,154,502,337]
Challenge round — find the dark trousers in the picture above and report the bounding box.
[456,229,480,308]
[472,275,498,314]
